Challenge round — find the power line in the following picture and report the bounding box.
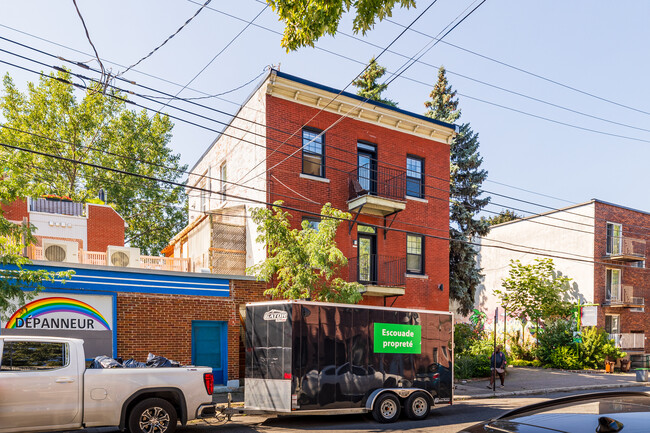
[5,51,650,238]
[153,3,268,115]
[119,0,212,77]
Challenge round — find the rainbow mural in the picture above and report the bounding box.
[5,297,111,330]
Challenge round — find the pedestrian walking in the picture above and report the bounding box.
[487,344,507,388]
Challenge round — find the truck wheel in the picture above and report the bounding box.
[128,398,177,433]
[372,393,401,423]
[404,392,431,420]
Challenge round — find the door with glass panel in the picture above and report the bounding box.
[357,226,377,284]
[357,142,377,194]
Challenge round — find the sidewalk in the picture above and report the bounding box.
[454,366,649,400]
[212,367,649,405]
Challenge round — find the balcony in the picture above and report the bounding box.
[348,255,406,297]
[608,333,645,351]
[348,166,406,217]
[29,246,191,272]
[29,197,84,216]
[605,285,645,308]
[605,235,646,262]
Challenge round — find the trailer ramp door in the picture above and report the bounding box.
[245,303,292,412]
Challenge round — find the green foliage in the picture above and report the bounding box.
[550,346,582,370]
[483,209,521,226]
[496,259,574,329]
[424,67,489,315]
[0,216,73,317]
[454,354,491,380]
[0,70,187,255]
[267,0,416,51]
[352,57,397,107]
[510,359,542,367]
[248,201,363,303]
[535,318,574,365]
[508,330,535,361]
[454,323,476,356]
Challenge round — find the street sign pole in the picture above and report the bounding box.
[493,308,498,392]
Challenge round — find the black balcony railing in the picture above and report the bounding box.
[348,255,406,287]
[348,165,406,201]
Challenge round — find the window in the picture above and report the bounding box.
[200,178,208,212]
[219,163,227,201]
[606,222,622,255]
[302,129,324,177]
[1,341,68,371]
[406,156,424,198]
[406,234,424,274]
[302,217,320,231]
[605,314,620,334]
[606,268,621,301]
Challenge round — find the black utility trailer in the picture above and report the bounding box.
[240,300,453,423]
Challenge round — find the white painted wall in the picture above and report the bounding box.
[30,212,88,248]
[185,78,269,270]
[474,202,596,320]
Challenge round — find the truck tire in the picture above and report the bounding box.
[404,391,431,420]
[372,393,401,423]
[128,398,177,433]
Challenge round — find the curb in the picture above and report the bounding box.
[454,382,650,401]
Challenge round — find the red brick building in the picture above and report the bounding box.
[478,199,649,364]
[177,70,457,312]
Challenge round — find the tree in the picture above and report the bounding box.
[0,208,73,317]
[495,258,574,338]
[267,0,416,51]
[0,70,187,255]
[352,57,398,107]
[248,201,363,303]
[424,66,490,315]
[483,209,521,226]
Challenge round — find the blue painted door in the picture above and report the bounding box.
[192,320,228,385]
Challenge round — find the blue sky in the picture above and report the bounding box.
[2,1,650,219]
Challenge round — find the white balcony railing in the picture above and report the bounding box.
[609,333,645,350]
[29,246,190,273]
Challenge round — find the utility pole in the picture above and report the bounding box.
[493,307,498,392]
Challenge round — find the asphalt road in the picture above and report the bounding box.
[72,387,649,433]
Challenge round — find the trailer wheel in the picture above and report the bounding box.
[372,393,401,423]
[128,398,177,433]
[404,392,431,420]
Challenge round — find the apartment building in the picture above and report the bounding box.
[170,69,457,311]
[477,199,648,357]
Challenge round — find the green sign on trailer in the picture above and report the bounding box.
[373,323,422,354]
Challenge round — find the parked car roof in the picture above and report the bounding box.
[461,391,650,433]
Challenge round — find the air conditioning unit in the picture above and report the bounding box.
[106,246,141,268]
[42,239,79,263]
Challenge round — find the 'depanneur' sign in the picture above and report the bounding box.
[373,323,422,354]
[5,297,111,331]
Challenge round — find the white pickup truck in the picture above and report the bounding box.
[0,336,216,433]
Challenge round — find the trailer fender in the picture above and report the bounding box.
[365,388,435,411]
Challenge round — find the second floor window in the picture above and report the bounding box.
[606,222,622,255]
[606,268,621,301]
[302,217,320,231]
[407,234,424,274]
[302,129,324,177]
[406,156,424,198]
[220,163,227,201]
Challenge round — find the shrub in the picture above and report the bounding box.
[549,346,582,370]
[508,330,535,361]
[509,359,542,367]
[454,323,478,356]
[536,319,574,365]
[455,354,491,379]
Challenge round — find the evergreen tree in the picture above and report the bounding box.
[352,57,398,107]
[424,66,490,316]
[483,209,521,226]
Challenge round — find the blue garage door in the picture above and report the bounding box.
[192,320,228,385]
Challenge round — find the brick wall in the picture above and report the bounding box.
[265,95,450,312]
[115,278,267,381]
[87,204,125,251]
[594,202,650,341]
[1,199,29,223]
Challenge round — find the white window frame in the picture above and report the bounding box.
[606,268,621,302]
[219,162,227,201]
[606,222,622,255]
